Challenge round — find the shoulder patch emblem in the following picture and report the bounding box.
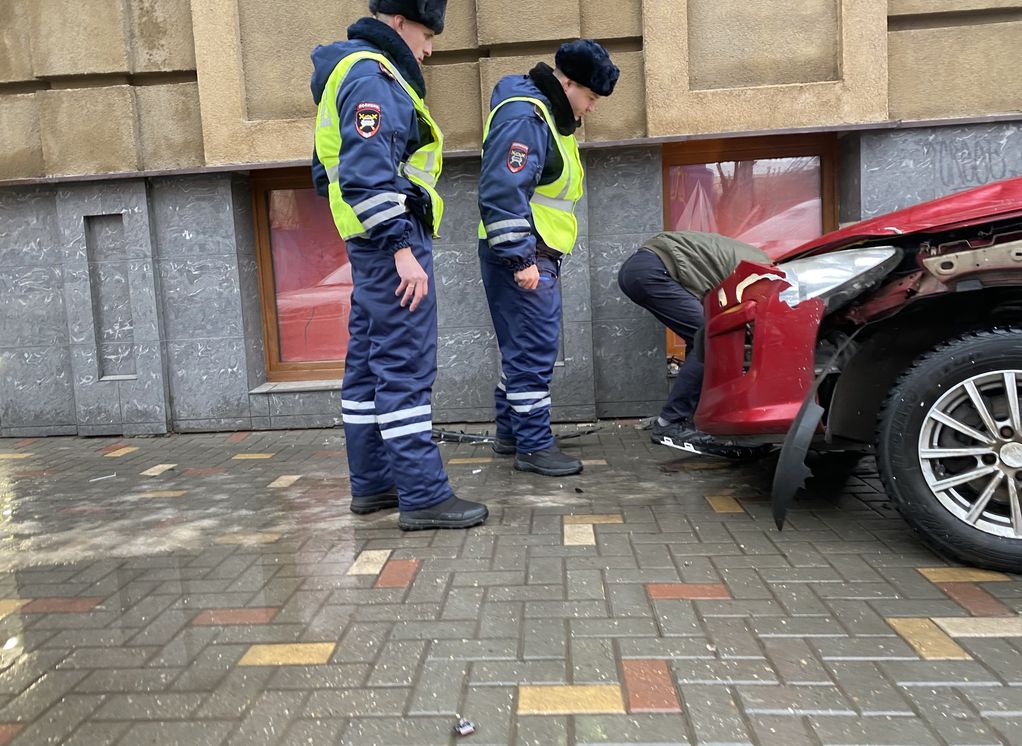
[355,102,381,139]
[507,141,530,174]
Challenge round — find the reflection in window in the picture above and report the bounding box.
[267,189,352,363]
[666,156,823,257]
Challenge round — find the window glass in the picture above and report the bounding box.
[666,156,823,257]
[267,188,351,363]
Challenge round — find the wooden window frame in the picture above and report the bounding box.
[660,134,840,359]
[661,133,840,235]
[252,167,346,382]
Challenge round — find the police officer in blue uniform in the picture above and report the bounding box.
[311,0,487,530]
[478,41,619,477]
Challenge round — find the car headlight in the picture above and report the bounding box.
[777,246,903,312]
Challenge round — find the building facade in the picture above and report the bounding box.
[1,0,1021,436]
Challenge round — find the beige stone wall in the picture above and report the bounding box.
[890,20,1022,120]
[0,0,200,181]
[1,0,1020,182]
[686,0,840,90]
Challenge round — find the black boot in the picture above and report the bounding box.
[492,437,516,456]
[349,488,399,515]
[399,495,489,531]
[514,447,582,477]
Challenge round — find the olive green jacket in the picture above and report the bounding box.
[643,230,771,299]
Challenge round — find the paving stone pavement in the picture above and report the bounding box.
[0,422,1020,745]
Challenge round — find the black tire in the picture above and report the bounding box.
[876,328,1022,572]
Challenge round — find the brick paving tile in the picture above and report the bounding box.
[935,616,1022,637]
[191,607,279,625]
[621,659,682,713]
[1,424,1021,743]
[238,643,335,666]
[19,597,105,614]
[517,684,625,714]
[0,725,20,746]
[936,581,1016,616]
[918,567,1011,583]
[374,559,421,589]
[646,583,732,600]
[887,617,972,660]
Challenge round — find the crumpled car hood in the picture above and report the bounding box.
[773,176,1022,262]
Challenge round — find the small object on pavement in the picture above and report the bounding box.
[574,487,584,494]
[454,715,475,736]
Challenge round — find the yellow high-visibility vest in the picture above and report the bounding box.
[315,51,444,239]
[477,96,584,254]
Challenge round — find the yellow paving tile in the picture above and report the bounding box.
[581,459,607,466]
[140,464,177,477]
[137,491,186,499]
[448,457,494,465]
[563,514,624,525]
[518,685,626,715]
[887,618,972,660]
[933,617,1022,638]
[232,453,275,460]
[0,454,32,460]
[238,643,335,666]
[706,495,745,513]
[563,524,596,546]
[0,600,28,621]
[918,568,1011,583]
[268,475,302,488]
[215,532,282,545]
[104,447,138,458]
[347,550,392,575]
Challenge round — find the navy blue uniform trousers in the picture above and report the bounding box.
[617,248,706,424]
[480,249,561,453]
[341,219,452,511]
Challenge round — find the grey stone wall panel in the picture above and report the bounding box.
[594,318,668,417]
[151,177,238,258]
[159,258,244,340]
[0,266,68,347]
[166,338,251,421]
[589,233,651,322]
[0,345,76,428]
[435,160,482,247]
[435,243,490,330]
[434,328,500,415]
[586,148,664,237]
[0,188,61,266]
[857,123,1022,217]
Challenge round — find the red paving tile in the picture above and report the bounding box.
[645,583,732,600]
[60,506,109,516]
[937,582,1016,617]
[226,432,250,443]
[184,467,227,477]
[15,470,49,478]
[192,607,280,625]
[314,450,346,458]
[375,559,422,589]
[14,439,36,448]
[622,659,682,713]
[0,724,23,745]
[99,443,129,454]
[20,597,105,614]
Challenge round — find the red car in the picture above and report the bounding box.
[696,177,1022,571]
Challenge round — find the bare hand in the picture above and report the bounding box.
[515,264,540,291]
[394,247,428,311]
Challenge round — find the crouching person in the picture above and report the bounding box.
[617,231,770,453]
